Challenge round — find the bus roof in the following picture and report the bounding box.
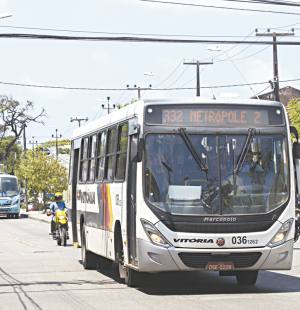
[72,98,283,139]
[0,173,17,179]
[142,98,282,107]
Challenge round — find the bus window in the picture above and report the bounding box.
[88,135,97,181]
[96,131,106,180]
[115,123,128,180]
[79,137,89,182]
[105,127,117,181]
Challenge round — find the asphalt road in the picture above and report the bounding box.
[1,217,300,310]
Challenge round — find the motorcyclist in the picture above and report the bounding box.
[49,192,66,237]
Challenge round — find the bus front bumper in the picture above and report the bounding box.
[136,238,294,273]
[0,205,20,215]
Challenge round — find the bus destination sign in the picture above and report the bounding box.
[161,108,269,126]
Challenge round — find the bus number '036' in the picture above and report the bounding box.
[232,236,248,245]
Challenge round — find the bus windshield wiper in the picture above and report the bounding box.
[178,128,208,173]
[234,128,256,174]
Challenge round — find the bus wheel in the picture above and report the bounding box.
[236,271,258,286]
[14,214,19,219]
[115,240,139,287]
[124,268,140,287]
[81,227,98,270]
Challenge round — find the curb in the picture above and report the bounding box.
[21,212,51,224]
[27,215,51,224]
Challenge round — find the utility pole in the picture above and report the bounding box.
[29,137,37,156]
[101,96,116,114]
[70,117,88,127]
[255,29,294,102]
[183,60,213,96]
[52,129,62,160]
[126,84,152,100]
[22,124,29,212]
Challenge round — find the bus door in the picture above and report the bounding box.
[126,119,140,265]
[71,139,80,243]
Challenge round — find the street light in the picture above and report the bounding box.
[101,96,115,114]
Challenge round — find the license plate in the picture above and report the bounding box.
[206,262,234,271]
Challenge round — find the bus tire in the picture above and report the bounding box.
[124,268,140,287]
[81,227,98,270]
[115,235,139,287]
[236,271,258,286]
[14,213,19,219]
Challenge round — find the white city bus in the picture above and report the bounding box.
[0,173,21,219]
[68,98,298,287]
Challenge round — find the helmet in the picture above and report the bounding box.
[54,192,63,199]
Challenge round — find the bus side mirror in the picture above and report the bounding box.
[291,126,299,142]
[128,118,143,162]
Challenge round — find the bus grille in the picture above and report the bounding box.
[178,252,262,268]
[163,221,272,233]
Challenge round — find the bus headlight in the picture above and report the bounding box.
[11,197,19,205]
[268,219,294,248]
[141,219,171,248]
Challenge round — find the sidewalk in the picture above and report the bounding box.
[20,210,52,223]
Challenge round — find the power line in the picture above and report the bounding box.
[1,33,300,45]
[0,25,269,38]
[217,45,271,62]
[165,66,190,88]
[140,0,300,15]
[0,77,300,91]
[155,60,183,87]
[199,0,300,8]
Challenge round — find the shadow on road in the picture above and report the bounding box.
[93,257,300,295]
[136,270,300,295]
[0,214,28,220]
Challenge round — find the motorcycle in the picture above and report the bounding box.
[54,209,68,246]
[295,195,300,242]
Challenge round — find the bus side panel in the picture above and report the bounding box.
[105,182,123,261]
[84,184,104,256]
[83,182,123,261]
[76,183,86,247]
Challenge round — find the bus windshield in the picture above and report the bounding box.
[144,133,289,215]
[0,177,19,197]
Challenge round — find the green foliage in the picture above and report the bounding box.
[116,98,137,110]
[0,136,22,173]
[0,97,45,162]
[16,150,68,200]
[287,98,300,135]
[58,147,70,155]
[42,139,70,148]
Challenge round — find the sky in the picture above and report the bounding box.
[0,0,300,142]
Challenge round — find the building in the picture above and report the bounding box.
[253,86,300,106]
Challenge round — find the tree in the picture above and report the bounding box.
[287,98,300,137]
[41,139,70,148]
[16,150,68,209]
[0,96,45,162]
[0,136,23,173]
